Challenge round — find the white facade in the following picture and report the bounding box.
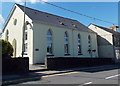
[88,24,120,60]
[1,4,98,64]
[32,23,98,64]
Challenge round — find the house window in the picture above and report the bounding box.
[24,25,28,55]
[88,35,91,53]
[47,30,53,55]
[5,30,9,41]
[24,32,28,40]
[13,19,17,25]
[88,35,91,44]
[78,34,82,54]
[64,31,69,54]
[24,43,28,52]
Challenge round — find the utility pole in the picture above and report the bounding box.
[21,0,26,57]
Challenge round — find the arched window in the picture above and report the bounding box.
[88,35,91,43]
[12,39,17,57]
[24,43,28,53]
[13,19,17,25]
[88,35,91,47]
[64,31,69,54]
[78,34,82,54]
[5,30,9,41]
[47,30,53,55]
[88,35,91,53]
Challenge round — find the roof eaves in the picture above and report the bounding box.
[93,24,120,35]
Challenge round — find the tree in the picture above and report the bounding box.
[0,39,13,57]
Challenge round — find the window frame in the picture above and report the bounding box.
[47,29,54,56]
[13,19,17,25]
[64,31,70,55]
[78,34,82,55]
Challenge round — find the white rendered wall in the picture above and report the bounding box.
[1,5,34,64]
[33,23,98,63]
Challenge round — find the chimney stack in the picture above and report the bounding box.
[110,25,119,31]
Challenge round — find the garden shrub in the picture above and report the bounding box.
[0,39,13,56]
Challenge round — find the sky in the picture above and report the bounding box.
[0,0,119,33]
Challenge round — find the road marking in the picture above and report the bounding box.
[83,82,93,85]
[42,72,80,78]
[105,74,120,79]
[3,72,80,84]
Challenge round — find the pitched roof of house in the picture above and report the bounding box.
[16,4,95,33]
[92,24,120,35]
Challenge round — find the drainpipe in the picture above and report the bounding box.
[112,35,117,63]
[72,29,75,57]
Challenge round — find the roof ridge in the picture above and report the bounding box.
[92,24,120,34]
[15,4,95,33]
[16,4,78,22]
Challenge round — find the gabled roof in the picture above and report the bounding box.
[2,4,17,32]
[91,24,120,35]
[16,4,95,33]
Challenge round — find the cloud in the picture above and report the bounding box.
[14,0,21,2]
[28,0,48,4]
[0,14,4,24]
[14,0,24,5]
[40,0,48,4]
[42,0,48,2]
[29,0,36,3]
[13,0,48,4]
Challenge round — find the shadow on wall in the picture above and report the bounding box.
[97,35,112,46]
[97,35,115,58]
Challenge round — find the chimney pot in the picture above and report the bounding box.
[110,26,118,31]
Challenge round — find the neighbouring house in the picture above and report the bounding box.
[1,4,98,64]
[88,24,120,61]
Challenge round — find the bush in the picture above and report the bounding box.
[0,39,13,56]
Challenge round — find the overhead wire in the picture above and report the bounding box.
[39,0,118,26]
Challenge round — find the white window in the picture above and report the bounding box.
[47,30,53,55]
[78,34,82,54]
[64,31,69,54]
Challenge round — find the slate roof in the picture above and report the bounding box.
[16,4,95,33]
[92,24,120,36]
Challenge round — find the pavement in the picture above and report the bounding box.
[29,64,47,72]
[2,64,120,85]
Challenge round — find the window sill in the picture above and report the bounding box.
[78,53,83,55]
[24,52,28,55]
[47,54,54,56]
[64,54,71,56]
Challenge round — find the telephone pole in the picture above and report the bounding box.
[21,0,26,57]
